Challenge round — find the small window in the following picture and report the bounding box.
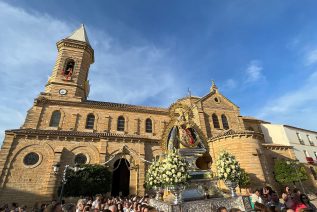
[296,132,304,145]
[85,114,95,129]
[23,152,40,166]
[221,114,229,130]
[117,116,125,131]
[307,135,314,146]
[212,114,220,129]
[74,153,87,165]
[307,135,311,142]
[49,110,61,127]
[304,150,310,157]
[145,118,152,133]
[214,97,219,103]
[314,152,317,159]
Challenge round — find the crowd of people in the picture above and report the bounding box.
[0,186,316,212]
[216,186,316,212]
[0,195,157,212]
[74,195,157,212]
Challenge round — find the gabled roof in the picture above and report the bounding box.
[197,90,239,109]
[67,24,90,45]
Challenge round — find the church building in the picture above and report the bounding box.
[0,25,310,205]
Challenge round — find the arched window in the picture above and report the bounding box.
[62,59,75,80]
[221,114,229,130]
[49,110,61,127]
[212,114,220,129]
[145,118,152,133]
[117,116,125,131]
[85,113,95,129]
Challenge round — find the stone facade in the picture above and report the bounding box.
[0,25,313,206]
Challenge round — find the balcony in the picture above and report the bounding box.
[306,157,314,164]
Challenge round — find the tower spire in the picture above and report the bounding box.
[44,24,94,101]
[67,24,90,45]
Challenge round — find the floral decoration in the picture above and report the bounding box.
[160,150,189,186]
[216,151,241,183]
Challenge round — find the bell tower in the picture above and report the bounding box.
[44,24,94,101]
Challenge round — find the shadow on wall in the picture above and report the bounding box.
[0,187,53,209]
[235,173,263,195]
[204,113,212,138]
[248,172,265,189]
[260,126,273,144]
[0,148,78,208]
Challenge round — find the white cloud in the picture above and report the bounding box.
[258,71,317,130]
[221,78,237,91]
[89,39,181,105]
[0,2,183,144]
[305,49,317,66]
[245,60,265,83]
[0,2,73,144]
[221,60,265,92]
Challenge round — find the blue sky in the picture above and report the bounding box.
[1,0,317,143]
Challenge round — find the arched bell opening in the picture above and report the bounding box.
[62,59,75,80]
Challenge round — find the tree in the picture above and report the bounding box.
[61,164,112,197]
[274,159,308,185]
[238,168,250,193]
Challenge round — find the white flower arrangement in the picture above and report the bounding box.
[145,160,163,189]
[216,151,241,183]
[145,150,189,189]
[160,150,189,186]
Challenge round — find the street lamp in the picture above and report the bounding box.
[52,163,60,174]
[53,163,85,202]
[286,160,306,194]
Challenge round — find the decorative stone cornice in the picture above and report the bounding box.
[56,39,94,62]
[261,143,293,150]
[33,97,169,115]
[208,129,264,142]
[6,129,160,143]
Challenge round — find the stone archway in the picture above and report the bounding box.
[111,158,130,196]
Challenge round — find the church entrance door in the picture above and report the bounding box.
[111,158,130,196]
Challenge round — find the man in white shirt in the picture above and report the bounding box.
[251,188,263,204]
[92,195,102,209]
